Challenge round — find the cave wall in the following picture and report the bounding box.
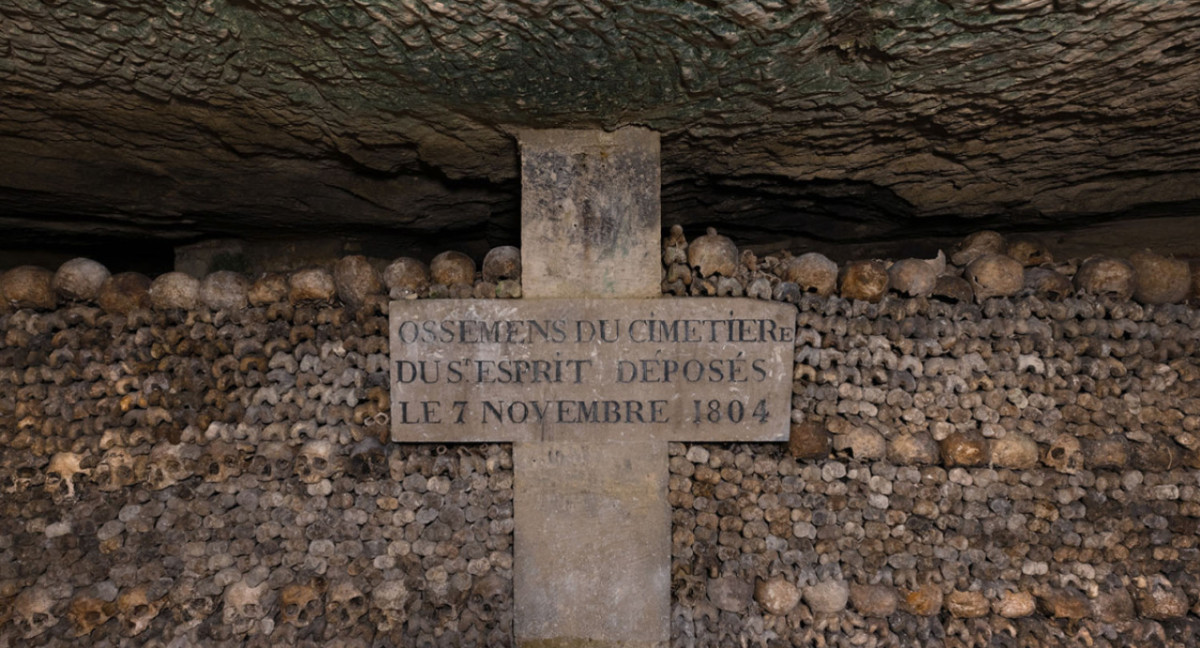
[5,0,1200,253]
[1,254,1200,646]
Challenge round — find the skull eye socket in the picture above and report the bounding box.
[286,603,299,616]
[133,604,149,616]
[313,458,327,470]
[207,461,221,475]
[1050,448,1065,460]
[85,610,102,623]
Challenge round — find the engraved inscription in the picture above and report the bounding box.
[390,298,796,443]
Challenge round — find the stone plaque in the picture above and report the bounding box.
[389,298,796,443]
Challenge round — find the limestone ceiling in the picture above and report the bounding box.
[3,0,1200,266]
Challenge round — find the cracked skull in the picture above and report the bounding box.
[250,441,294,481]
[295,439,339,483]
[279,580,323,628]
[94,448,145,492]
[67,595,114,637]
[324,580,368,638]
[116,586,164,637]
[371,580,409,633]
[198,440,245,483]
[147,443,196,490]
[13,586,58,639]
[46,451,89,501]
[223,579,271,636]
[1045,434,1083,474]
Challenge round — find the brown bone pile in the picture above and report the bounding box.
[0,258,518,646]
[0,229,1198,646]
[662,226,1200,307]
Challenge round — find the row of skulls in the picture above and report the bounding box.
[0,228,1196,315]
[7,574,410,641]
[672,227,1200,305]
[0,246,524,314]
[9,435,389,501]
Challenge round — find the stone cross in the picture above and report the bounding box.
[391,128,795,647]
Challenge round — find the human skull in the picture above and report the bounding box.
[169,577,219,626]
[839,260,889,303]
[469,573,507,622]
[279,580,323,628]
[67,594,115,637]
[333,255,384,308]
[1129,250,1190,305]
[250,441,295,480]
[200,270,250,311]
[223,579,271,636]
[94,448,146,492]
[13,586,59,639]
[148,272,200,311]
[46,451,90,500]
[383,257,431,298]
[198,441,245,483]
[688,228,738,278]
[1073,256,1135,299]
[54,257,110,303]
[951,230,1005,267]
[931,275,974,303]
[288,268,336,304]
[370,580,409,632]
[1023,267,1073,300]
[430,251,476,286]
[482,246,522,283]
[116,586,164,637]
[888,252,945,298]
[147,443,195,490]
[295,439,339,484]
[348,436,387,480]
[1,265,56,310]
[97,272,152,314]
[1,453,45,494]
[1006,236,1053,266]
[324,580,368,637]
[965,254,1024,302]
[1045,434,1083,474]
[248,272,288,306]
[780,252,838,297]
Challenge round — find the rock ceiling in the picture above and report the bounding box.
[3,0,1200,268]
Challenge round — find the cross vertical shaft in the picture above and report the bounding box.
[515,127,668,647]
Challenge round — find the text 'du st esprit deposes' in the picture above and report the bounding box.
[389,298,796,443]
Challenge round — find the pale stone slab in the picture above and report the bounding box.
[518,128,661,299]
[514,441,669,647]
[389,298,796,443]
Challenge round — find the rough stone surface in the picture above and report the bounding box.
[519,129,661,299]
[7,2,1200,256]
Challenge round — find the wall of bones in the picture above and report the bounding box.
[1,230,1199,646]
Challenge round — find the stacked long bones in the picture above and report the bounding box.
[1,229,1199,645]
